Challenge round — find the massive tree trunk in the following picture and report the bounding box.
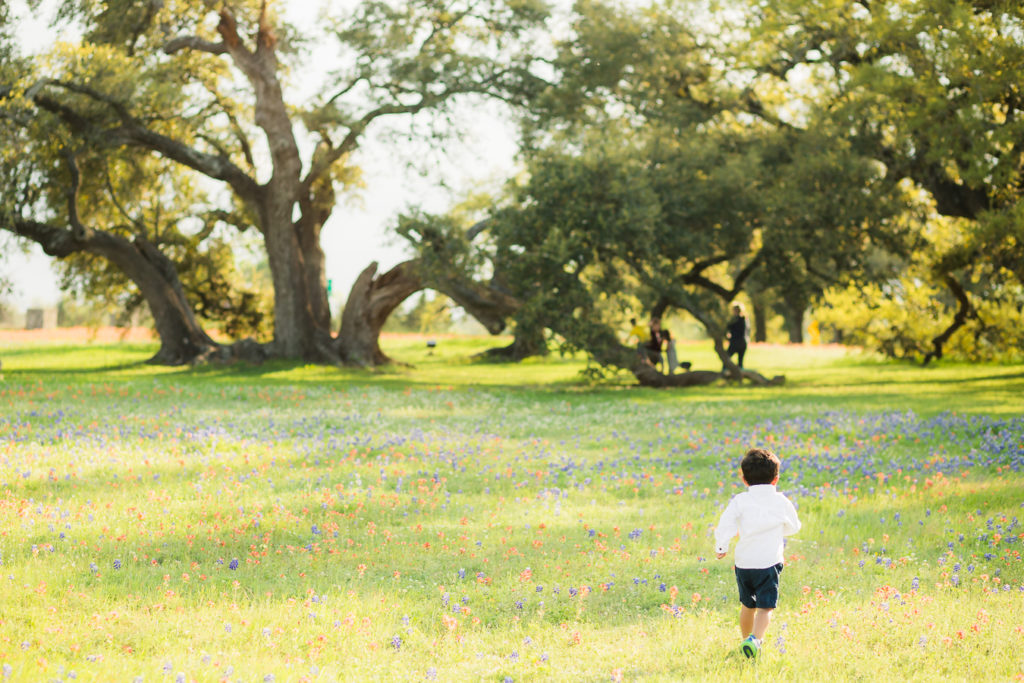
[261,200,314,359]
[216,7,324,361]
[8,219,217,365]
[259,202,336,363]
[337,256,530,366]
[337,261,423,366]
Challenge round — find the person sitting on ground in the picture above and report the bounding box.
[645,317,690,374]
[627,317,650,361]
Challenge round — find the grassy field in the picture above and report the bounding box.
[0,336,1021,681]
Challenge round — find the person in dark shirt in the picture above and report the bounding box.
[725,303,750,369]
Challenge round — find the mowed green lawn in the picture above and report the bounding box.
[0,336,1021,681]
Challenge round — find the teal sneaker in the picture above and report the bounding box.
[740,635,760,659]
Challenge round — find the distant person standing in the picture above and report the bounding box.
[725,303,750,369]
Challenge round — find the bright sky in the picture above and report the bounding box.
[5,0,520,313]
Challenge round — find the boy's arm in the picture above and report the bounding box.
[713,498,739,559]
[782,498,801,536]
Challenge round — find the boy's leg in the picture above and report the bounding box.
[739,605,755,638]
[752,608,773,640]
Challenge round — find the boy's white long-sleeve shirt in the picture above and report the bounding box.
[714,484,801,569]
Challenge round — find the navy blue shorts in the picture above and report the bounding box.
[734,563,783,609]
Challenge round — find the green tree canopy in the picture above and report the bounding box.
[742,0,1024,361]
[404,0,910,385]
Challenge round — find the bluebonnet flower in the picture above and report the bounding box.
[229,558,239,570]
[113,559,121,570]
[391,636,402,650]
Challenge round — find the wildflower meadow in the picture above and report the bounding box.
[0,338,1022,682]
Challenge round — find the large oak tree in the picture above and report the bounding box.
[402,0,908,386]
[2,0,548,364]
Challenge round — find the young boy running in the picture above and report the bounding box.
[714,447,801,658]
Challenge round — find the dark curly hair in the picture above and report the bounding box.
[741,447,781,485]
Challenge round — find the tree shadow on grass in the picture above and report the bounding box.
[0,343,158,374]
[815,371,1024,386]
